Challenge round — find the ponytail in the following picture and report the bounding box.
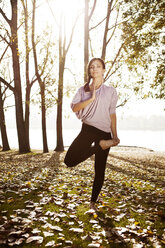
[84,75,92,92]
[84,58,105,92]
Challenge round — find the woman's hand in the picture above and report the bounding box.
[113,137,120,146]
[72,82,96,112]
[72,85,95,112]
[99,139,114,150]
[90,82,96,101]
[99,137,120,150]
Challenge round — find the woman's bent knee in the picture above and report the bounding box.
[64,156,77,167]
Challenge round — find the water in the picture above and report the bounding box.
[0,128,165,152]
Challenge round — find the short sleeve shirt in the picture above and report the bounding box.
[71,84,118,133]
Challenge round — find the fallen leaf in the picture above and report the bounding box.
[26,236,43,244]
[31,228,41,234]
[90,220,98,224]
[43,231,54,237]
[45,240,55,247]
[82,234,93,241]
[85,209,96,214]
[69,228,84,233]
[88,243,100,247]
[42,223,63,232]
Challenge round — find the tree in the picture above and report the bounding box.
[21,0,37,151]
[0,83,10,151]
[84,0,124,83]
[121,0,165,99]
[84,0,97,82]
[0,0,30,153]
[54,12,79,151]
[85,0,128,106]
[101,0,125,82]
[0,40,10,151]
[101,0,117,61]
[32,0,49,153]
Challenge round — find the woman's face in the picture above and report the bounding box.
[89,60,105,79]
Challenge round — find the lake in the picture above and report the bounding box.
[0,128,165,152]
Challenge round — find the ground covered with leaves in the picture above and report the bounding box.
[0,146,165,248]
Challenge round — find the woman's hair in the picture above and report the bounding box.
[84,58,105,92]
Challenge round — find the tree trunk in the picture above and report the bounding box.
[41,83,49,153]
[53,6,78,151]
[84,0,89,82]
[24,0,30,151]
[25,85,30,151]
[11,0,29,153]
[0,84,10,151]
[101,1,111,61]
[55,57,65,152]
[32,0,49,153]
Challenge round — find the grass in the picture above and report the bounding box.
[0,148,165,247]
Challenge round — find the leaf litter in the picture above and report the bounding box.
[0,147,165,247]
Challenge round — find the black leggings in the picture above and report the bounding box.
[64,123,111,202]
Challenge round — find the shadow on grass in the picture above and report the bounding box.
[89,152,165,186]
[106,160,165,187]
[109,153,165,170]
[43,151,62,169]
[96,210,131,247]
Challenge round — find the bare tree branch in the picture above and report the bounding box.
[89,34,94,57]
[108,16,131,32]
[65,67,77,77]
[3,104,16,110]
[88,0,97,21]
[1,81,14,103]
[2,84,13,96]
[117,98,129,108]
[0,34,10,46]
[0,77,15,92]
[40,40,51,77]
[105,64,120,81]
[90,16,107,31]
[45,0,59,27]
[0,45,9,63]
[0,8,11,25]
[105,42,125,80]
[65,14,80,54]
[110,0,118,12]
[101,0,112,60]
[30,77,38,88]
[106,7,119,45]
[63,16,67,55]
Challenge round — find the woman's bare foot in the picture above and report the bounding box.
[90,201,97,211]
[99,139,114,150]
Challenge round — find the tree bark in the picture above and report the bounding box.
[32,0,48,153]
[0,84,10,151]
[23,0,31,151]
[41,83,48,153]
[55,57,65,152]
[25,85,30,151]
[84,0,89,83]
[10,0,29,153]
[101,1,112,60]
[53,6,79,152]
[54,19,65,152]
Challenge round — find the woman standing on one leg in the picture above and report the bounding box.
[64,58,120,210]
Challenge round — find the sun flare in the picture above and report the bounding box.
[47,0,83,27]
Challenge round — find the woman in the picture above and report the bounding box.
[64,58,120,210]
